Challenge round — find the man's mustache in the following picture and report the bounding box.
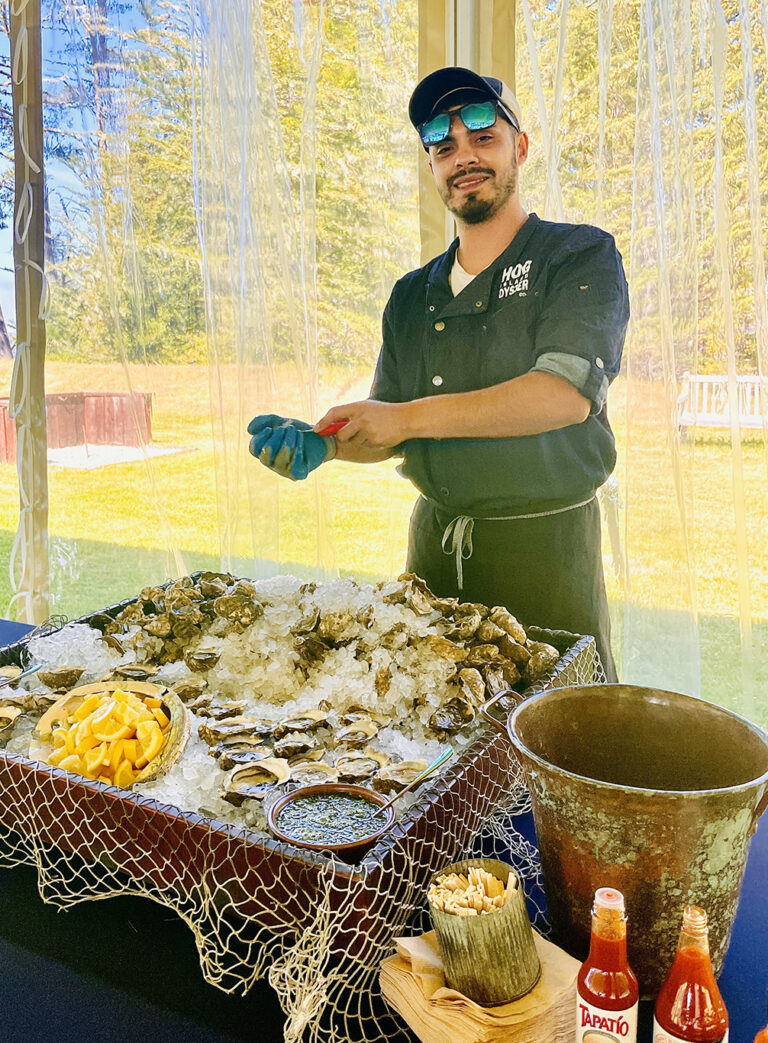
[447,167,495,189]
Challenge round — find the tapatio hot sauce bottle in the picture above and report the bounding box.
[576,887,639,1042]
[653,906,728,1042]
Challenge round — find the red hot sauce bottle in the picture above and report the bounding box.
[653,906,729,1042]
[577,887,639,1042]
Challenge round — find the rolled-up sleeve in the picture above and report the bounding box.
[532,229,629,413]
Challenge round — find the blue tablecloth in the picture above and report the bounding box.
[1,619,766,1041]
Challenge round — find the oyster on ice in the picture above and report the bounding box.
[273,709,327,739]
[372,760,428,795]
[273,731,321,759]
[333,717,379,749]
[334,748,389,783]
[0,704,23,739]
[198,715,274,746]
[184,646,222,673]
[36,666,85,690]
[290,759,339,785]
[220,759,291,806]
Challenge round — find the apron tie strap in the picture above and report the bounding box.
[436,495,596,591]
[441,515,474,590]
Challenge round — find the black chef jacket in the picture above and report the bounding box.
[370,213,629,516]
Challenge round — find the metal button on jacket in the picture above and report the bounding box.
[434,321,445,331]
[432,375,443,386]
[595,357,605,369]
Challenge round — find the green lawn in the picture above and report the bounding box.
[1,361,766,723]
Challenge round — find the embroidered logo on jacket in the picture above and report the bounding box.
[498,259,532,299]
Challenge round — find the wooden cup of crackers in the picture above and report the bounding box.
[427,858,541,1006]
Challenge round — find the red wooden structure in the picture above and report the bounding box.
[0,391,153,464]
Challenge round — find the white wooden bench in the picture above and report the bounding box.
[677,373,765,436]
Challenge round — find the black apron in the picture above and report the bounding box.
[406,494,618,682]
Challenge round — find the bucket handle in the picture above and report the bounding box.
[750,784,768,836]
[480,688,524,736]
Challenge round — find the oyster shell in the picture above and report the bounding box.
[335,748,389,783]
[489,607,528,645]
[483,666,510,697]
[184,646,222,672]
[187,692,213,714]
[113,663,159,682]
[213,746,273,771]
[202,699,249,721]
[337,708,390,728]
[290,759,339,785]
[497,634,531,665]
[143,614,172,638]
[273,731,321,759]
[220,758,291,806]
[378,623,408,652]
[333,717,379,748]
[372,760,428,795]
[213,594,263,632]
[424,635,469,662]
[0,704,23,738]
[198,715,274,746]
[0,665,22,690]
[197,572,233,598]
[294,634,330,667]
[475,619,507,644]
[172,678,208,702]
[429,699,472,737]
[100,634,125,654]
[273,709,328,739]
[375,666,391,697]
[457,667,486,707]
[36,666,85,690]
[463,643,501,668]
[316,611,358,644]
[524,642,560,682]
[289,605,320,636]
[230,579,259,600]
[444,610,482,641]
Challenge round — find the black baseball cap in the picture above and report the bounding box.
[409,66,522,132]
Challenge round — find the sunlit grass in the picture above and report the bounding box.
[1,361,766,719]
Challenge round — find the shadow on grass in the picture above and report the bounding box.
[1,530,765,726]
[0,530,391,624]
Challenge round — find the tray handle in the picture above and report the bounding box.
[480,688,523,736]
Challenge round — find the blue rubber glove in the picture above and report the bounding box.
[247,415,334,481]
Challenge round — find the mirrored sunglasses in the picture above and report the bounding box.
[419,99,518,147]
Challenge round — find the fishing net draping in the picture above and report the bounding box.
[0,613,603,1043]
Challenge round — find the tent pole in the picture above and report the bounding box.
[10,0,50,623]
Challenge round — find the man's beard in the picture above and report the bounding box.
[442,156,518,225]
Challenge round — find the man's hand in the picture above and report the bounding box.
[314,399,412,449]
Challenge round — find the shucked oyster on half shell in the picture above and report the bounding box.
[372,760,428,795]
[289,759,339,785]
[334,747,390,784]
[273,709,328,740]
[197,715,274,747]
[183,645,222,673]
[333,717,379,749]
[273,730,321,759]
[220,758,291,806]
[0,704,23,740]
[36,666,85,690]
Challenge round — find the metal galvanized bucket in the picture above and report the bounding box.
[482,684,768,994]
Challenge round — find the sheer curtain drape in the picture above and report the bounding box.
[518,0,768,722]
